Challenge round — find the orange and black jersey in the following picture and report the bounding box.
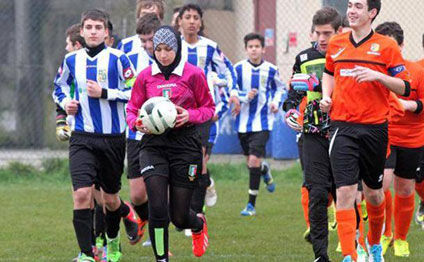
[325,30,410,124]
[417,58,424,68]
[389,60,424,148]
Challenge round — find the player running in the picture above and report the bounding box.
[177,3,240,220]
[320,0,411,261]
[376,21,424,257]
[234,32,285,216]
[53,9,140,262]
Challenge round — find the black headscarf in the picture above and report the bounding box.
[153,25,182,80]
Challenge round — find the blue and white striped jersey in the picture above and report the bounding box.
[117,35,142,54]
[181,36,237,98]
[126,49,154,140]
[53,46,135,135]
[234,59,286,133]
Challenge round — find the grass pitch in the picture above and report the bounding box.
[0,160,423,261]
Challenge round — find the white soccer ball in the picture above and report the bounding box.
[138,96,177,135]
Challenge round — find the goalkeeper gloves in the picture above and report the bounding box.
[291,73,320,92]
[55,115,71,142]
[284,109,302,132]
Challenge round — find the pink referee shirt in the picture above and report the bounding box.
[127,60,215,130]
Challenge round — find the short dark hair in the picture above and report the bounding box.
[107,21,113,35]
[243,33,265,48]
[66,24,85,47]
[81,9,109,28]
[136,13,161,35]
[375,21,404,46]
[173,7,181,14]
[136,0,164,20]
[367,0,381,22]
[312,6,341,31]
[178,3,203,19]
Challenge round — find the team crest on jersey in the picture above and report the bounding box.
[367,43,381,56]
[123,67,134,79]
[198,56,206,69]
[162,88,172,98]
[97,69,107,82]
[300,53,308,62]
[188,164,198,181]
[261,76,267,88]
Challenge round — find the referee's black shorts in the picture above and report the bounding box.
[138,126,203,189]
[69,131,126,194]
[385,145,424,179]
[329,121,388,190]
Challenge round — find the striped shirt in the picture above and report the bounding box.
[127,49,154,140]
[181,36,237,97]
[117,35,142,54]
[53,46,135,135]
[234,59,286,133]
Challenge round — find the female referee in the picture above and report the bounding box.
[126,25,215,261]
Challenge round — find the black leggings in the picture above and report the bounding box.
[145,175,203,261]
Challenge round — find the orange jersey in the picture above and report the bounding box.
[325,31,410,124]
[389,60,424,148]
[417,58,424,68]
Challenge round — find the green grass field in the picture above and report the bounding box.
[0,160,423,261]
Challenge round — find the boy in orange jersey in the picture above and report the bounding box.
[376,21,424,258]
[320,0,411,261]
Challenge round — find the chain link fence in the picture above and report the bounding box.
[1,0,423,166]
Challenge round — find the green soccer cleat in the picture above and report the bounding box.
[415,201,424,227]
[380,234,393,255]
[75,253,96,262]
[336,241,342,253]
[303,227,311,244]
[394,239,410,257]
[106,234,122,262]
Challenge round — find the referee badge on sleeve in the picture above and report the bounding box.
[188,164,198,181]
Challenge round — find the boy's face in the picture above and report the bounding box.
[65,36,76,52]
[178,9,201,35]
[245,39,264,62]
[314,24,337,52]
[139,32,154,56]
[81,19,108,48]
[347,0,375,29]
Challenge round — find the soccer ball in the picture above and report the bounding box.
[138,96,177,135]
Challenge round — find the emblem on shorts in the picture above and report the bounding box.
[188,164,198,181]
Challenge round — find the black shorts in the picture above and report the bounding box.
[384,145,424,179]
[417,158,424,183]
[69,132,125,194]
[329,121,388,190]
[197,120,212,148]
[138,126,203,189]
[127,139,143,179]
[303,134,334,191]
[238,131,270,158]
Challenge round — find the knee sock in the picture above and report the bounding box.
[394,193,415,240]
[301,186,310,228]
[119,198,130,218]
[191,173,209,213]
[73,209,94,257]
[94,204,105,238]
[336,209,357,260]
[415,181,424,201]
[383,190,393,237]
[106,207,121,239]
[260,162,268,175]
[133,202,149,221]
[366,200,386,246]
[248,167,261,206]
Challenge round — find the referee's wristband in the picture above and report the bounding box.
[403,80,411,97]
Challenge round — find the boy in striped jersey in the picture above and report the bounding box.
[234,33,285,216]
[178,3,240,218]
[117,0,164,55]
[53,9,139,262]
[125,12,160,246]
